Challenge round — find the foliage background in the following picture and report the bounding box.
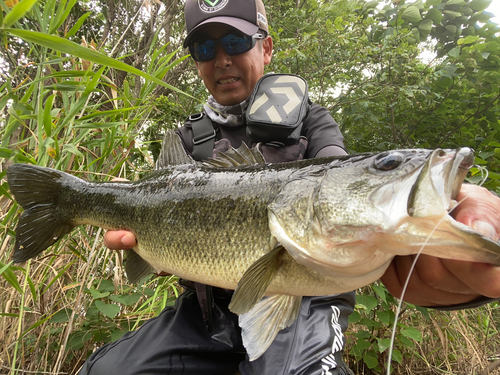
[1,0,500,373]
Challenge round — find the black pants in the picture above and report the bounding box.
[78,288,355,375]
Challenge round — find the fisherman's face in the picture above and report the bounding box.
[193,24,273,106]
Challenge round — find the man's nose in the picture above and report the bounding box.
[213,45,232,67]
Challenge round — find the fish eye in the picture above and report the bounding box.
[374,152,404,171]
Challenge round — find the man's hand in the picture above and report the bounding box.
[381,184,500,307]
[104,230,137,250]
[104,230,171,276]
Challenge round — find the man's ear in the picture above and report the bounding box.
[195,61,202,76]
[263,36,273,65]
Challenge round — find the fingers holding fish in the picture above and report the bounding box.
[381,255,480,307]
[452,184,500,241]
[103,230,137,250]
[439,259,500,299]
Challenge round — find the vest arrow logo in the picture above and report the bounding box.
[248,75,307,124]
[270,87,301,115]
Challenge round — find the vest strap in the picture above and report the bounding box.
[190,113,216,161]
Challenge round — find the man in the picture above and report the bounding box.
[79,0,500,373]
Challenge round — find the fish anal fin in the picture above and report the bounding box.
[125,249,154,283]
[229,245,285,315]
[239,294,302,361]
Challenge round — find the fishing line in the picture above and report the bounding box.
[385,196,470,375]
[474,164,489,187]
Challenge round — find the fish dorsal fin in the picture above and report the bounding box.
[156,129,196,169]
[239,294,302,361]
[202,142,266,167]
[229,245,285,315]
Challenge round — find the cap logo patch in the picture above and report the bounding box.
[198,0,229,13]
[257,12,267,25]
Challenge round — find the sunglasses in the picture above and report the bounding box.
[189,33,265,62]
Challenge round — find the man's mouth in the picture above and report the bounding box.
[218,77,239,85]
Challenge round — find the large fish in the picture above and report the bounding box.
[6,131,500,360]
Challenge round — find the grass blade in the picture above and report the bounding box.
[2,0,38,27]
[4,28,197,101]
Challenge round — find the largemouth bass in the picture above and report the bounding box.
[6,131,500,360]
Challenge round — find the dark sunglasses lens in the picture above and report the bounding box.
[190,34,257,61]
[190,40,216,62]
[221,34,253,56]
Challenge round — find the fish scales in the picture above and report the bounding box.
[9,160,358,295]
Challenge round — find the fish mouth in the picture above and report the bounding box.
[408,148,474,218]
[404,147,500,265]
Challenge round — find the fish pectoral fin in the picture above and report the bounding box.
[239,294,302,361]
[229,245,285,315]
[125,249,154,283]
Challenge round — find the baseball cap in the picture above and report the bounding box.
[183,0,268,48]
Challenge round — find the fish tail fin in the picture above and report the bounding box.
[7,164,76,263]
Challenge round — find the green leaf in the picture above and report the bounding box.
[401,326,423,341]
[3,0,39,27]
[97,279,115,293]
[355,339,371,351]
[391,348,403,363]
[48,0,78,34]
[443,10,462,19]
[121,293,141,306]
[356,330,371,339]
[0,260,22,293]
[363,351,379,369]
[74,122,129,129]
[68,330,92,350]
[448,46,461,57]
[0,147,13,159]
[399,335,416,348]
[88,288,110,300]
[77,107,143,121]
[372,285,387,303]
[418,19,433,31]
[95,300,120,319]
[348,310,361,323]
[426,8,443,23]
[360,317,382,328]
[110,329,128,342]
[49,308,74,323]
[66,11,92,38]
[109,295,127,304]
[469,0,492,12]
[377,338,392,353]
[376,310,391,325]
[62,143,84,158]
[458,35,480,45]
[43,94,55,137]
[402,6,422,23]
[356,295,379,312]
[415,305,430,319]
